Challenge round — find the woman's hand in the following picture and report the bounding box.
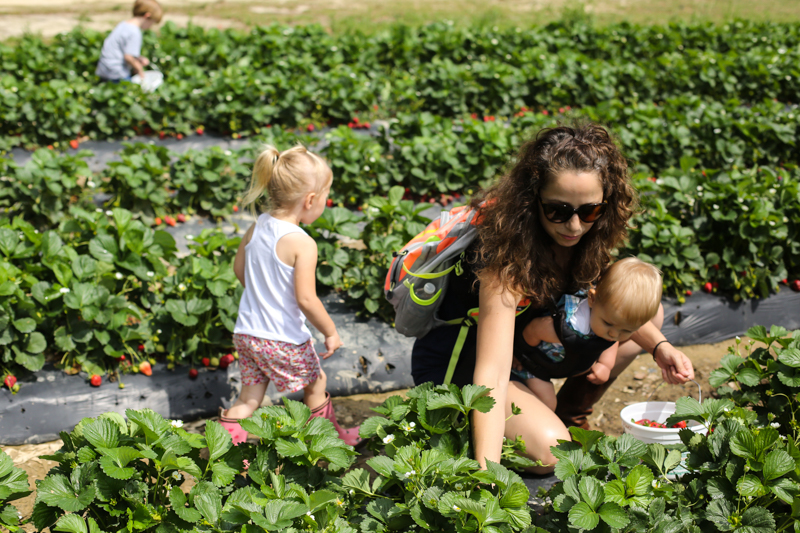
[654,343,694,384]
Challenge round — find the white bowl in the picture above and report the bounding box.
[619,401,708,445]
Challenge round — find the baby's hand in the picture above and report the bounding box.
[585,370,606,385]
[140,57,150,67]
[320,333,343,359]
[585,363,610,385]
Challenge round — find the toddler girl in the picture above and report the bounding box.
[219,145,360,446]
[513,257,662,411]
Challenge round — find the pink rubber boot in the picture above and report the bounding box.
[219,408,249,445]
[309,392,361,446]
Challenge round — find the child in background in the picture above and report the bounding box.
[514,257,663,411]
[218,145,360,446]
[96,0,163,82]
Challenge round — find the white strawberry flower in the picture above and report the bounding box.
[105,210,113,216]
[178,283,187,291]
[741,205,749,211]
[771,422,780,428]
[115,272,123,280]
[713,204,719,209]
[769,188,776,194]
[404,470,415,478]
[769,221,776,226]
[96,208,103,213]
[147,271,154,277]
[382,434,395,444]
[60,287,70,294]
[452,505,461,512]
[171,419,184,428]
[87,181,96,188]
[171,471,181,480]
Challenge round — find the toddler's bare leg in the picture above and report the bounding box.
[226,381,269,419]
[303,370,327,410]
[524,377,557,411]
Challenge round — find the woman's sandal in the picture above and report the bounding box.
[309,392,362,447]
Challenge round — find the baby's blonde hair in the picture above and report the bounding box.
[133,0,163,22]
[595,257,662,326]
[241,145,331,217]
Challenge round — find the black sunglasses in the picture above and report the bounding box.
[539,198,608,223]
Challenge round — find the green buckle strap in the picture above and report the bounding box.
[443,315,476,385]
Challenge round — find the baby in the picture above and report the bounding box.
[514,257,663,411]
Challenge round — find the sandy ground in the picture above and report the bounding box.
[2,336,735,528]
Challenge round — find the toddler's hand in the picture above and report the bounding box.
[140,57,150,67]
[320,333,342,359]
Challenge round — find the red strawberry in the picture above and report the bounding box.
[176,133,184,140]
[635,419,650,426]
[685,290,693,296]
[542,110,549,115]
[232,205,239,212]
[703,282,713,293]
[119,355,126,361]
[70,139,79,149]
[138,344,145,352]
[202,357,210,367]
[373,105,379,110]
[559,107,565,113]
[176,213,186,223]
[139,361,152,376]
[672,421,687,429]
[307,124,315,132]
[326,199,333,207]
[363,122,370,128]
[154,217,162,226]
[348,122,355,128]
[90,374,101,387]
[189,368,199,379]
[484,116,491,122]
[353,117,360,124]
[164,216,176,227]
[791,280,800,292]
[4,375,16,389]
[470,113,477,119]
[159,132,166,140]
[47,145,54,150]
[782,278,788,284]
[220,354,234,369]
[713,264,720,270]
[196,126,205,135]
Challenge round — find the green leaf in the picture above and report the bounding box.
[568,502,599,530]
[741,506,776,532]
[194,490,222,525]
[97,447,141,480]
[83,418,120,449]
[169,487,201,523]
[54,514,87,533]
[37,474,96,512]
[626,465,654,496]
[25,332,46,354]
[737,474,768,497]
[204,420,233,461]
[12,318,36,334]
[275,437,309,458]
[763,449,795,481]
[598,502,629,529]
[578,476,604,511]
[211,462,237,487]
[778,348,800,368]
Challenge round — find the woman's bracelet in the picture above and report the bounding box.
[652,340,671,361]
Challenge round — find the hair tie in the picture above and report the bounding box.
[273,153,279,165]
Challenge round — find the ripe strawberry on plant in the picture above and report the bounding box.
[164,216,176,227]
[70,139,79,149]
[159,132,166,140]
[307,124,315,132]
[220,354,234,369]
[202,357,210,367]
[326,199,333,207]
[791,280,800,292]
[4,374,16,390]
[176,213,186,223]
[703,282,713,293]
[154,217,162,226]
[138,344,145,352]
[189,368,198,379]
[232,205,239,212]
[685,289,693,296]
[139,361,152,376]
[196,126,205,135]
[90,374,102,387]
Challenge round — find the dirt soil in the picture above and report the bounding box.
[2,337,734,528]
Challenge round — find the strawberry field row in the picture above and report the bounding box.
[1,20,799,147]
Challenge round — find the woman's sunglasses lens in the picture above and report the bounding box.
[577,203,606,222]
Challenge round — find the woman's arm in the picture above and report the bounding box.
[630,321,694,384]
[233,224,255,287]
[472,274,520,469]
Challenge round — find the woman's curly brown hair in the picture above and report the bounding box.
[469,123,637,307]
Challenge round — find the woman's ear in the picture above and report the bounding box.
[587,288,596,308]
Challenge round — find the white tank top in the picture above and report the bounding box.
[234,213,312,345]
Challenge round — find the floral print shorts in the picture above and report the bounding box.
[233,333,321,393]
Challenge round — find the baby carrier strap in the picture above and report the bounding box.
[514,300,615,381]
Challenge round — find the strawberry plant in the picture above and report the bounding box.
[171,146,250,218]
[0,448,31,533]
[104,143,173,220]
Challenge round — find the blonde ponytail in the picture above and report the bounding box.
[239,144,332,218]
